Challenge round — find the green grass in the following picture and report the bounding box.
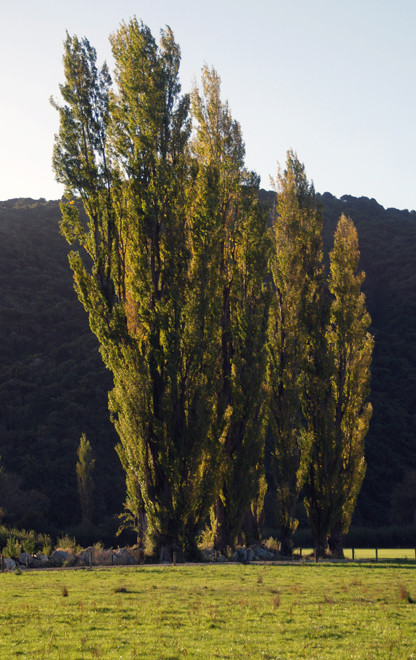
[299,548,416,561]
[1,562,416,658]
[343,548,416,561]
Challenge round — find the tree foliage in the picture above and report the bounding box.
[191,67,270,551]
[76,433,95,525]
[47,20,377,556]
[266,151,322,555]
[302,213,373,556]
[326,215,373,555]
[52,21,224,560]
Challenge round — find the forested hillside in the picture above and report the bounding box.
[0,198,123,536]
[0,194,415,534]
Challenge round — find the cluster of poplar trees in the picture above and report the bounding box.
[52,18,373,561]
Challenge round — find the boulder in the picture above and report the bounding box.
[237,548,247,562]
[31,554,51,568]
[49,550,76,567]
[92,548,114,566]
[78,547,94,566]
[1,556,16,570]
[128,547,145,564]
[113,547,136,565]
[255,547,269,560]
[202,548,216,562]
[18,552,33,567]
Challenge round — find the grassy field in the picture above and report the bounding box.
[299,548,416,561]
[0,561,415,658]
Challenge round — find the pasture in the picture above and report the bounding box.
[0,560,415,658]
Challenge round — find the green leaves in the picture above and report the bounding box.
[267,151,323,555]
[52,34,112,196]
[53,20,227,560]
[191,66,269,551]
[326,214,373,537]
[76,433,95,524]
[52,22,372,560]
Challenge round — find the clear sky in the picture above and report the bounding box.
[1,0,415,210]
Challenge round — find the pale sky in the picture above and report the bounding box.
[1,0,415,210]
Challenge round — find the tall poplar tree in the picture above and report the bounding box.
[326,214,373,556]
[191,67,270,551]
[267,151,322,555]
[52,20,223,560]
[302,214,372,557]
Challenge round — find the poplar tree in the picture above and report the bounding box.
[191,67,269,551]
[76,434,95,525]
[326,215,373,556]
[52,20,223,560]
[266,151,322,555]
[302,214,372,557]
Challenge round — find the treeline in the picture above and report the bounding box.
[1,20,415,554]
[49,19,372,560]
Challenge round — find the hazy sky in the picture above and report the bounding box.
[1,0,415,210]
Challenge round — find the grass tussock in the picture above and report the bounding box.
[399,583,415,604]
[272,592,281,608]
[114,586,128,593]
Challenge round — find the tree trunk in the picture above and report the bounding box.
[213,497,232,553]
[183,534,200,562]
[314,537,327,559]
[159,541,175,563]
[136,509,147,546]
[279,535,293,557]
[241,508,261,546]
[328,522,345,558]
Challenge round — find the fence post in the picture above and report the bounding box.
[89,549,93,569]
[375,547,378,562]
[352,547,355,560]
[1,555,3,573]
[299,547,302,558]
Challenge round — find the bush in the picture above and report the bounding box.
[2,536,22,559]
[56,534,78,552]
[263,537,279,552]
[21,529,37,554]
[0,525,52,556]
